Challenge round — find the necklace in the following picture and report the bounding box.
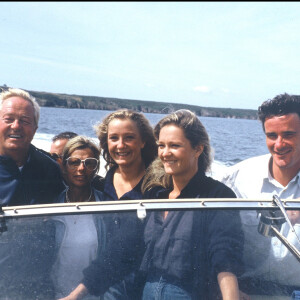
[65,187,93,203]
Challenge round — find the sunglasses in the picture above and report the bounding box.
[65,157,99,171]
[50,153,62,161]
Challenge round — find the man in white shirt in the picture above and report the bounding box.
[222,93,300,297]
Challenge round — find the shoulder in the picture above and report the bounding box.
[222,154,270,183]
[56,190,67,203]
[27,145,65,192]
[93,188,105,201]
[221,154,271,198]
[92,175,105,191]
[143,185,168,200]
[202,175,237,198]
[29,145,59,169]
[228,154,269,173]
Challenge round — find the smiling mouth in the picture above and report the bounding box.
[163,160,177,165]
[115,152,130,157]
[8,134,22,139]
[274,149,291,156]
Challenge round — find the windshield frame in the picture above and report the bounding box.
[1,198,300,218]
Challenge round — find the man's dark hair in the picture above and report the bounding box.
[52,131,78,142]
[258,93,300,130]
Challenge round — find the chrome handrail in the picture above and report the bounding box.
[1,198,300,217]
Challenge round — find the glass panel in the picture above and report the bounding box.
[0,208,299,300]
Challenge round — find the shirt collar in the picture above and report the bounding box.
[291,171,300,187]
[104,166,144,200]
[154,171,207,199]
[179,171,207,198]
[266,154,300,188]
[261,154,273,181]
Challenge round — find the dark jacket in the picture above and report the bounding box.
[81,166,146,299]
[0,217,56,300]
[0,144,65,206]
[141,171,244,300]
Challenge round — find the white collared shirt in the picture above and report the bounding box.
[221,154,300,286]
[222,154,300,200]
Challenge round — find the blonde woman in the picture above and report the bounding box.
[60,110,157,300]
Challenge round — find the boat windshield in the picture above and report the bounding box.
[0,200,299,300]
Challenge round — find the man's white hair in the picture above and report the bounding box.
[0,88,40,125]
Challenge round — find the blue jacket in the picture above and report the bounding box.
[0,144,65,206]
[56,187,105,203]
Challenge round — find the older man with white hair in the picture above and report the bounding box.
[0,87,64,206]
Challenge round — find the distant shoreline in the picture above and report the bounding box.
[1,86,258,120]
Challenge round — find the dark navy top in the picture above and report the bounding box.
[141,171,244,299]
[81,166,146,298]
[100,166,143,200]
[0,144,65,206]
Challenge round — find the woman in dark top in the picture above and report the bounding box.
[60,109,157,300]
[141,109,244,300]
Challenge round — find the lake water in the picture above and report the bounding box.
[33,107,269,174]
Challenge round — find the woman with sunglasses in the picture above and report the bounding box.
[60,110,157,300]
[51,136,104,299]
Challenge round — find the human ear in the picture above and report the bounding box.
[195,145,204,157]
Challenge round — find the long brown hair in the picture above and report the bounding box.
[142,109,212,193]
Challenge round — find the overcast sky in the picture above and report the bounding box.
[1,2,300,109]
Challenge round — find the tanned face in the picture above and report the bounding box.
[265,113,300,179]
[0,97,37,164]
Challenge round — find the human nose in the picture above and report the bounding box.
[77,161,85,171]
[117,138,126,148]
[274,136,285,148]
[11,119,21,129]
[161,146,171,157]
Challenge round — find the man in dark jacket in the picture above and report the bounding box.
[0,87,64,206]
[0,88,64,299]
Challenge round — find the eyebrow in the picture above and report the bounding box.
[3,113,32,119]
[266,130,297,135]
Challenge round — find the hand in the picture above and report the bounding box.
[57,283,88,300]
[239,290,251,300]
[217,272,239,300]
[287,210,300,225]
